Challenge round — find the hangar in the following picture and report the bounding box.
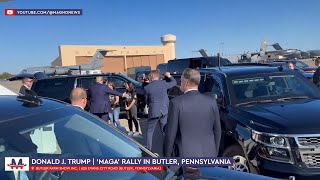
[51,34,176,74]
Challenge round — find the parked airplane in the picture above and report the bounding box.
[20,49,109,76]
[307,50,320,58]
[239,39,310,62]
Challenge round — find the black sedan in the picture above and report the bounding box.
[0,95,279,180]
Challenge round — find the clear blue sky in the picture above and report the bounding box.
[1,0,320,74]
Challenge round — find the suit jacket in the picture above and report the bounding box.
[144,77,177,118]
[88,83,123,113]
[19,85,28,95]
[313,66,320,86]
[163,90,221,157]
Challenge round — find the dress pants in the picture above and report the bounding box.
[93,113,109,122]
[147,114,167,150]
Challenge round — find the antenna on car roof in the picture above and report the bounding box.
[17,89,43,106]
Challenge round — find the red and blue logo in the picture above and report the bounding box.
[5,157,29,171]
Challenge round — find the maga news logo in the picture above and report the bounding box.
[5,157,29,171]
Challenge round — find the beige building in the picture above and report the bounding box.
[51,34,176,74]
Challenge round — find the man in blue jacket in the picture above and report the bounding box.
[144,70,177,150]
[89,76,128,122]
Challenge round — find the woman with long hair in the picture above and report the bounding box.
[124,82,140,136]
[107,82,121,127]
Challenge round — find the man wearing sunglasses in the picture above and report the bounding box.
[19,77,33,96]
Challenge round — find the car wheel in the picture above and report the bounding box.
[223,144,250,173]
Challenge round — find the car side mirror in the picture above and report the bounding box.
[204,92,225,108]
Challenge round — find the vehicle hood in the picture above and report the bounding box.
[236,99,320,134]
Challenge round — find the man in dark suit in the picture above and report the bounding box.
[88,76,127,122]
[164,68,221,158]
[144,70,177,150]
[19,77,33,95]
[313,58,320,86]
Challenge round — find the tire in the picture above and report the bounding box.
[223,144,250,173]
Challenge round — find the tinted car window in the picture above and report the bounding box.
[227,72,320,105]
[167,60,190,74]
[211,79,223,98]
[77,77,96,90]
[190,59,202,69]
[207,57,231,67]
[108,77,127,89]
[157,64,167,74]
[32,78,75,102]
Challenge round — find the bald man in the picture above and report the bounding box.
[70,87,87,110]
[88,76,128,122]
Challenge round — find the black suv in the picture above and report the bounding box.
[31,73,145,112]
[169,64,320,180]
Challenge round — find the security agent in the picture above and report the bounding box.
[144,70,177,151]
[164,68,221,158]
[19,77,33,95]
[313,57,320,86]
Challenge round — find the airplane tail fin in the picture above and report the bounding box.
[87,49,110,69]
[199,49,208,57]
[271,43,283,50]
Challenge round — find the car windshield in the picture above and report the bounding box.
[227,71,320,105]
[0,106,163,179]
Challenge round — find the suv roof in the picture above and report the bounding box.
[0,96,67,122]
[34,73,141,86]
[36,72,125,80]
[200,64,287,77]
